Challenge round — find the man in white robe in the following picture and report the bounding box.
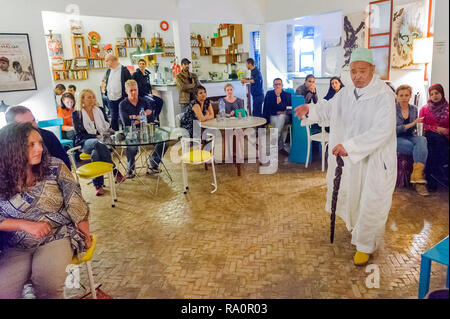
[295,48,397,265]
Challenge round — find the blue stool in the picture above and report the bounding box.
[285,93,310,164]
[418,236,449,298]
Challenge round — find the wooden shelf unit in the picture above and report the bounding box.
[209,24,248,64]
[88,57,107,69]
[52,68,88,81]
[71,35,87,58]
[115,45,127,58]
[124,37,146,48]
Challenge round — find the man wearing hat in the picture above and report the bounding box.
[295,48,397,266]
[0,57,19,82]
[175,58,201,113]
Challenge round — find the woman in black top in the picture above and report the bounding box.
[324,77,345,101]
[180,86,214,137]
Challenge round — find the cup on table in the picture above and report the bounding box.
[416,122,424,136]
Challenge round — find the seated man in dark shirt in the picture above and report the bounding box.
[132,59,164,122]
[263,78,292,154]
[119,80,168,177]
[5,105,71,169]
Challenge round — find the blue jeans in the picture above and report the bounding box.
[397,135,428,164]
[82,139,114,188]
[270,114,287,151]
[126,141,169,172]
[252,94,264,118]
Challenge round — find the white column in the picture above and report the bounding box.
[172,18,191,63]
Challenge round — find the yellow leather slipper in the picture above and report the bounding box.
[354,251,370,266]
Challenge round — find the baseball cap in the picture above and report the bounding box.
[0,56,9,64]
[180,58,191,65]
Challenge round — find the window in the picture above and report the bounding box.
[249,31,261,69]
[294,26,315,77]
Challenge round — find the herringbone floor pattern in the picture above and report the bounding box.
[74,149,449,299]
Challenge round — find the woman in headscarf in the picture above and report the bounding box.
[419,84,449,191]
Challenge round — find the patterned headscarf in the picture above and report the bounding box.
[427,84,449,122]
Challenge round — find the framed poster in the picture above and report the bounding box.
[391,1,427,69]
[46,33,64,58]
[0,33,37,93]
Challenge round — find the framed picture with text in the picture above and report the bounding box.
[0,33,37,93]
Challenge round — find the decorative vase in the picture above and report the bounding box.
[135,24,142,38]
[124,24,132,37]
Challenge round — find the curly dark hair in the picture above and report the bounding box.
[0,123,50,200]
[60,92,76,110]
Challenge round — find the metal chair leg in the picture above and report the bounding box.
[210,159,218,194]
[86,261,97,299]
[109,172,115,207]
[305,139,311,168]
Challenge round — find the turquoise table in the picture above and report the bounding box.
[418,236,449,298]
[286,91,310,164]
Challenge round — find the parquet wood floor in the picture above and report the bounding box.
[75,150,449,299]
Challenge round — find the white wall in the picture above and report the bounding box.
[0,0,446,122]
[264,0,444,107]
[41,11,176,100]
[0,0,266,123]
[265,10,342,87]
[431,0,449,97]
[189,23,261,80]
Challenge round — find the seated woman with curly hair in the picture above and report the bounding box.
[0,123,92,299]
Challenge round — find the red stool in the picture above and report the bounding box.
[396,154,414,188]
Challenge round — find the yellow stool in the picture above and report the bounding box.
[79,152,92,161]
[67,147,117,207]
[71,234,98,299]
[181,134,217,194]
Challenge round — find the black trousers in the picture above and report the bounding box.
[144,95,164,121]
[107,97,125,131]
[425,131,449,188]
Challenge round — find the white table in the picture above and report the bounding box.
[200,116,267,176]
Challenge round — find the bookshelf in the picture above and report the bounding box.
[88,57,107,69]
[51,57,89,81]
[124,37,146,48]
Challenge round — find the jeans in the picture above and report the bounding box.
[145,95,164,121]
[270,114,287,151]
[82,138,114,188]
[62,129,75,140]
[107,97,125,131]
[424,131,449,188]
[252,94,264,118]
[396,135,428,164]
[126,141,169,172]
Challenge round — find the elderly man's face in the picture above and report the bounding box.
[105,56,118,69]
[15,111,38,128]
[0,61,9,71]
[350,61,375,88]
